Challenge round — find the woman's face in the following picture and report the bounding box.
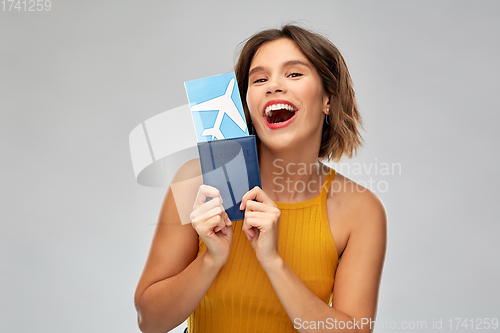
[246,38,329,154]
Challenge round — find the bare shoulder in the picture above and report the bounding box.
[171,158,202,183]
[326,172,387,258]
[329,172,387,227]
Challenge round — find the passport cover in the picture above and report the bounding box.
[197,135,261,221]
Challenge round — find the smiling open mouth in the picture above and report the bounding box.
[267,109,295,123]
[264,103,297,124]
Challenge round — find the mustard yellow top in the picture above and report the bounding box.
[187,168,338,332]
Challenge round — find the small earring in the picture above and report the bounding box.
[325,109,330,125]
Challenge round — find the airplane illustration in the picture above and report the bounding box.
[190,78,247,140]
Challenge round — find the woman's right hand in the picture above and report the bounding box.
[190,185,233,267]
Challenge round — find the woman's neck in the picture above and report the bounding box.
[257,143,330,203]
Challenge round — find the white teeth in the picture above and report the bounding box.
[265,103,295,117]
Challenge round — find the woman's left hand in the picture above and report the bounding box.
[240,186,281,269]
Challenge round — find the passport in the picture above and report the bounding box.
[185,72,261,221]
[197,135,261,221]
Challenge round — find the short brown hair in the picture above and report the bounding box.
[235,25,363,162]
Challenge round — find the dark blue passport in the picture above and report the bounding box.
[197,135,261,221]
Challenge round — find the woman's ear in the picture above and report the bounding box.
[323,94,331,115]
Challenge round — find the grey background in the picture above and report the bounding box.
[1,0,499,332]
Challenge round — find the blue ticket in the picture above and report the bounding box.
[184,72,249,142]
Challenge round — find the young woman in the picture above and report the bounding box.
[134,25,387,333]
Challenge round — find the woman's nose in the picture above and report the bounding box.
[266,76,286,95]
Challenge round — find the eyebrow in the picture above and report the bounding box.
[248,59,311,77]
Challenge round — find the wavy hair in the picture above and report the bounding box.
[235,25,363,162]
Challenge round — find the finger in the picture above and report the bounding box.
[240,186,261,210]
[220,222,234,238]
[252,227,260,240]
[244,227,259,241]
[214,224,225,234]
[244,200,278,213]
[191,196,223,220]
[193,214,223,236]
[193,185,222,208]
[243,228,254,241]
[191,205,224,223]
[212,210,231,232]
[214,219,227,236]
[240,186,275,210]
[242,219,257,239]
[221,211,232,226]
[214,214,227,234]
[214,223,227,233]
[244,211,275,222]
